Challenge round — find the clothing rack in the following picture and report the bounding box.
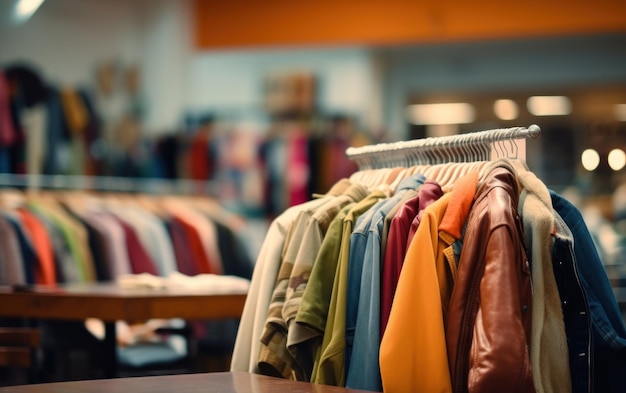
[0,174,218,195]
[345,124,541,169]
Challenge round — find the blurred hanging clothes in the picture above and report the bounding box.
[261,135,287,216]
[110,215,158,276]
[261,122,312,216]
[166,217,199,276]
[213,219,254,279]
[78,89,103,175]
[42,87,70,175]
[60,88,88,175]
[62,202,115,282]
[155,134,181,179]
[28,206,81,284]
[84,211,132,279]
[286,131,310,207]
[0,71,17,148]
[0,215,26,285]
[17,208,57,285]
[324,135,359,192]
[4,64,49,174]
[4,64,48,108]
[188,121,217,181]
[27,200,96,283]
[22,104,47,179]
[0,71,16,173]
[0,211,39,285]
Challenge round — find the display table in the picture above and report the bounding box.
[0,284,247,377]
[0,371,378,393]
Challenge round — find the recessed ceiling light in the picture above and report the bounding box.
[527,96,572,116]
[581,149,600,171]
[494,99,518,121]
[13,0,45,24]
[406,103,475,125]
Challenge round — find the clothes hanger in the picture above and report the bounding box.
[410,147,432,176]
[0,188,25,212]
[386,167,406,190]
[443,137,471,184]
[433,138,465,189]
[348,163,371,185]
[426,139,448,182]
[422,146,441,180]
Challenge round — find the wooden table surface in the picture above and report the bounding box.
[0,283,247,322]
[0,372,378,393]
[0,283,248,378]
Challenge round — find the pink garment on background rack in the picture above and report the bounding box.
[0,72,17,147]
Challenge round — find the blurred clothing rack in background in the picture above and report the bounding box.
[0,174,218,195]
[345,124,541,169]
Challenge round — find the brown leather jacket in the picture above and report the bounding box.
[446,165,535,393]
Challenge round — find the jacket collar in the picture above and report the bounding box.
[439,171,479,239]
[475,162,520,206]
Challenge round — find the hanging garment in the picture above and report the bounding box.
[344,174,425,391]
[281,183,370,381]
[0,214,25,285]
[551,190,626,393]
[22,104,47,178]
[213,219,253,279]
[380,170,478,393]
[230,179,352,373]
[81,215,112,282]
[29,207,81,283]
[2,212,40,285]
[42,87,70,175]
[166,217,199,276]
[258,183,370,379]
[164,198,223,275]
[88,212,132,279]
[446,164,534,393]
[286,132,310,207]
[112,216,158,276]
[514,161,571,393]
[313,190,388,386]
[380,180,443,338]
[28,200,97,283]
[0,71,17,147]
[17,208,56,285]
[551,207,592,393]
[109,206,176,277]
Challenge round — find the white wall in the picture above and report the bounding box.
[136,0,191,134]
[0,0,193,135]
[0,0,142,87]
[186,47,380,129]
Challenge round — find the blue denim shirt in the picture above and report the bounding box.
[345,174,425,391]
[344,204,376,373]
[551,190,626,393]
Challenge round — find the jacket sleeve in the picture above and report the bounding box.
[468,222,534,393]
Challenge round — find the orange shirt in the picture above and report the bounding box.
[18,208,56,285]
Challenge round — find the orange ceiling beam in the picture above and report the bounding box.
[193,0,626,49]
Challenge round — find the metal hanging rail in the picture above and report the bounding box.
[0,173,218,195]
[345,124,541,169]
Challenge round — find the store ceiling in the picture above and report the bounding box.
[194,0,626,49]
